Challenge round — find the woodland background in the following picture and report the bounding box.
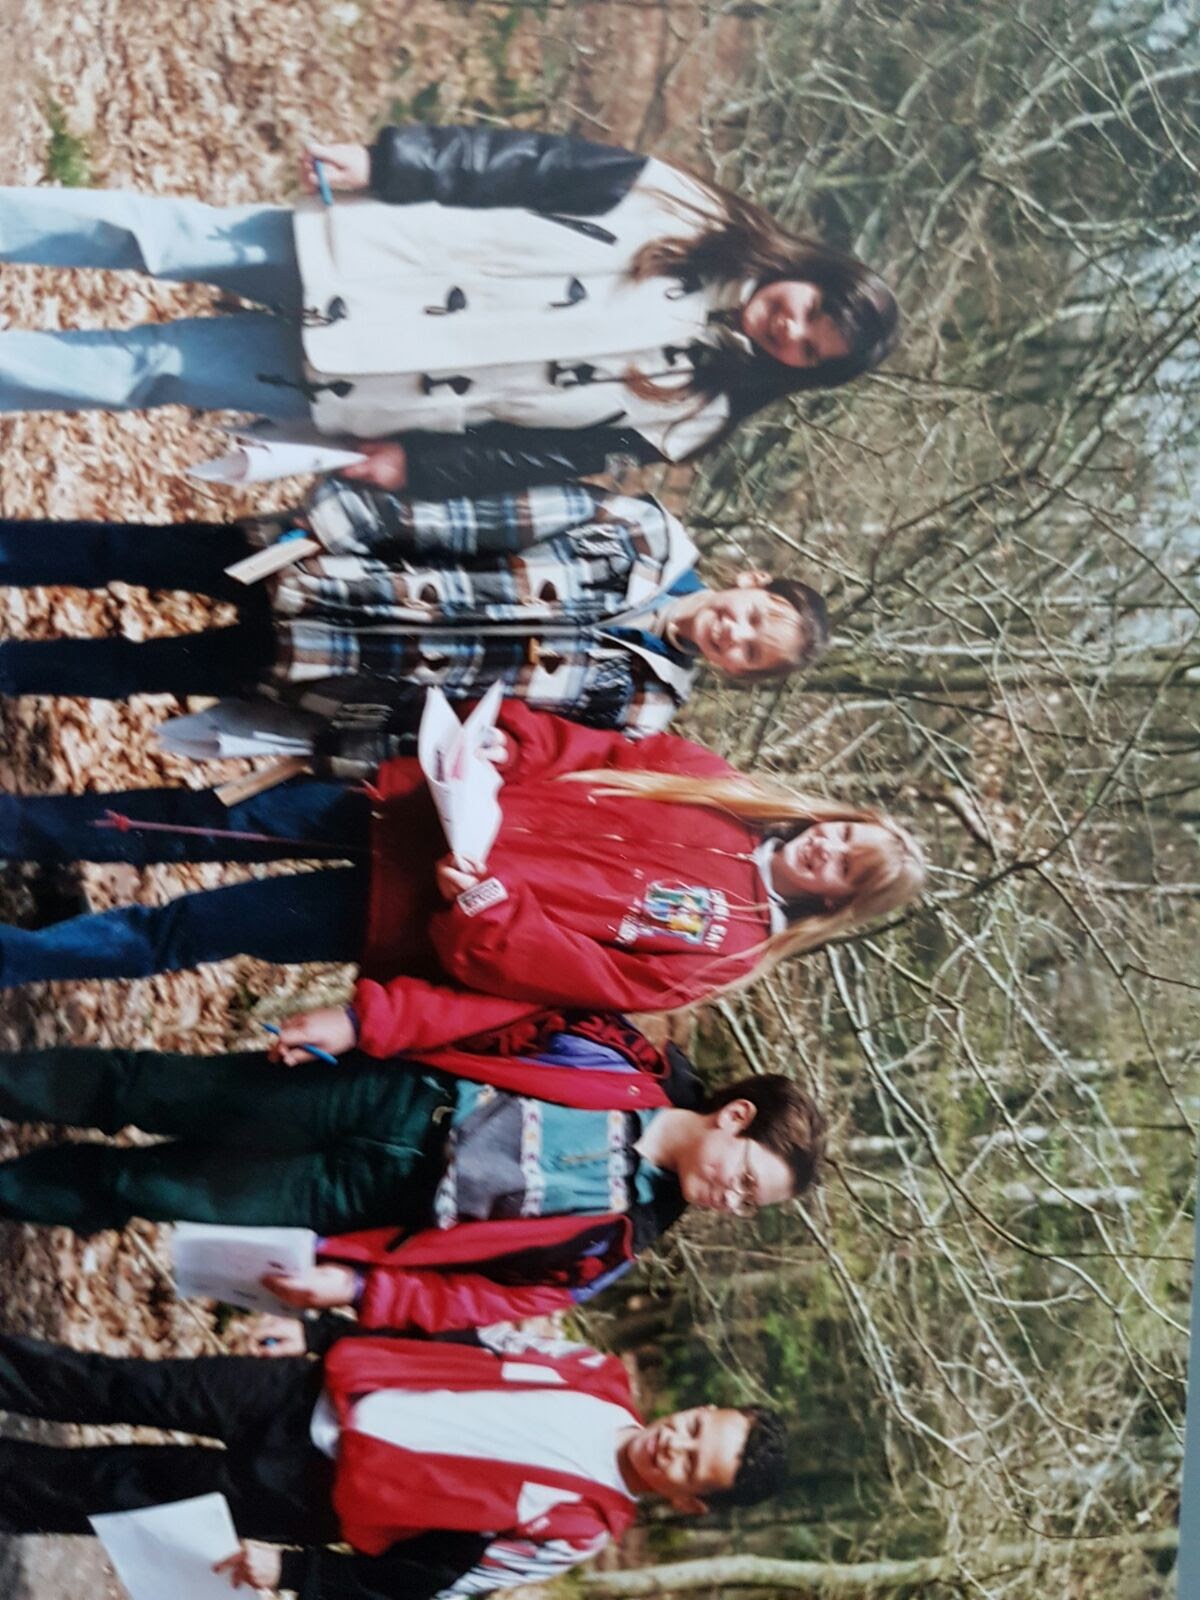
[0,1,1195,1596]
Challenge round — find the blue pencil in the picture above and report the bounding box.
[313,157,334,208]
[261,1022,339,1065]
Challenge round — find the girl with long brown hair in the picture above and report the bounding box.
[0,125,897,496]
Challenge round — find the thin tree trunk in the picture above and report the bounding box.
[578,1530,1178,1595]
[798,652,1199,696]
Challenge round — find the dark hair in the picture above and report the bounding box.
[708,1406,788,1508]
[768,579,829,658]
[627,170,900,440]
[737,578,830,682]
[704,1074,826,1196]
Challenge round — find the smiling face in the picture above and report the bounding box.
[740,280,851,369]
[683,575,809,679]
[672,1100,797,1216]
[773,820,896,909]
[621,1405,751,1510]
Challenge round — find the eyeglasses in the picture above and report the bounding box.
[727,1140,759,1220]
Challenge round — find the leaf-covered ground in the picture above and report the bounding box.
[0,2,752,1591]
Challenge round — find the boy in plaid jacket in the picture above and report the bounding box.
[0,479,827,773]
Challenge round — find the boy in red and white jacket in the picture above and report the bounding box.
[0,1323,787,1600]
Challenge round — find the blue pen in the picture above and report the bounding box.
[313,157,334,208]
[262,1022,339,1066]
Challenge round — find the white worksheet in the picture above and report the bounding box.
[188,435,368,484]
[90,1493,242,1600]
[419,680,505,868]
[172,1223,317,1314]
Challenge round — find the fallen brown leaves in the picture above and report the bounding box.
[0,0,483,1396]
[0,8,740,1589]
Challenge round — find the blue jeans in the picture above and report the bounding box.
[0,515,274,697]
[0,188,309,417]
[0,782,372,987]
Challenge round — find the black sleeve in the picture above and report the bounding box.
[307,687,426,778]
[402,423,664,500]
[279,1531,492,1600]
[303,1317,480,1356]
[303,1311,359,1357]
[369,124,647,214]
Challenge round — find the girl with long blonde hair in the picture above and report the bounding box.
[561,765,925,1000]
[0,705,923,1060]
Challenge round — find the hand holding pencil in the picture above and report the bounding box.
[265,1009,357,1066]
[300,141,369,196]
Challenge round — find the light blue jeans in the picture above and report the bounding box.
[0,187,310,417]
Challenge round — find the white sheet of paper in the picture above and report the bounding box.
[172,1223,317,1314]
[157,701,320,761]
[187,438,368,484]
[89,1493,242,1600]
[418,680,505,868]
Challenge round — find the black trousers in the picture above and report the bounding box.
[0,1334,336,1540]
[0,516,275,698]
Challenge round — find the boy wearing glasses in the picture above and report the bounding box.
[0,1015,824,1335]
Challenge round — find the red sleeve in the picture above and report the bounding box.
[357,1266,571,1331]
[497,701,733,787]
[431,880,711,1012]
[353,975,543,1055]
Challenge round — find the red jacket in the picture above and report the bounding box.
[403,1008,672,1110]
[319,1013,694,1331]
[324,1213,643,1330]
[354,703,771,1055]
[324,1334,641,1557]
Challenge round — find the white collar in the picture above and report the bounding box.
[754,836,791,935]
[700,279,756,357]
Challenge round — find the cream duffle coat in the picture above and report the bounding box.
[290,157,733,459]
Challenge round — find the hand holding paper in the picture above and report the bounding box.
[260,1263,359,1310]
[214,1539,284,1592]
[436,855,483,900]
[90,1493,254,1600]
[419,682,506,870]
[172,1224,317,1315]
[337,438,409,490]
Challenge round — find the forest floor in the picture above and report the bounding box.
[0,1,751,1592]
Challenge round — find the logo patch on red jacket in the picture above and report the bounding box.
[620,883,729,948]
[458,876,509,917]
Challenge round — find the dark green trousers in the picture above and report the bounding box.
[0,1046,453,1234]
